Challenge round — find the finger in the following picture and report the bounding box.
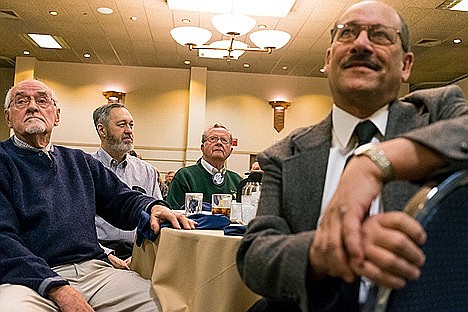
[341,203,367,264]
[362,240,422,282]
[150,215,161,233]
[165,211,182,229]
[352,258,407,289]
[379,212,427,245]
[371,213,426,266]
[314,215,355,282]
[177,213,197,229]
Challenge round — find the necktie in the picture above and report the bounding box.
[354,120,379,147]
[345,120,379,168]
[351,120,382,309]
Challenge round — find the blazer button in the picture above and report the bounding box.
[459,141,468,153]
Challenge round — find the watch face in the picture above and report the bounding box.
[212,172,225,186]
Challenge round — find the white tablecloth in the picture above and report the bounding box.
[131,227,261,312]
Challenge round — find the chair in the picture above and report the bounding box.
[363,170,468,312]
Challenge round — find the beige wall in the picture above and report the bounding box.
[456,76,468,94]
[8,57,418,176]
[0,68,14,140]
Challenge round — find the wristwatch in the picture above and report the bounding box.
[353,143,394,183]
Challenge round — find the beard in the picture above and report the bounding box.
[106,134,133,154]
[24,120,47,134]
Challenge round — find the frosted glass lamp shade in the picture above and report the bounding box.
[170,26,212,46]
[249,30,291,49]
[199,40,249,59]
[211,14,256,36]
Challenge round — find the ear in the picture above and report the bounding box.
[323,47,332,72]
[54,107,61,126]
[4,109,12,128]
[401,52,414,82]
[226,147,233,158]
[97,123,106,138]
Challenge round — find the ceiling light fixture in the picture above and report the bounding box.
[97,7,113,14]
[83,53,91,58]
[23,50,30,55]
[170,13,291,62]
[453,38,462,44]
[102,91,125,104]
[437,0,468,11]
[28,34,62,49]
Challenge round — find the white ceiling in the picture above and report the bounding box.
[0,0,467,88]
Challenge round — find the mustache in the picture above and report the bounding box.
[342,54,382,71]
[24,114,45,122]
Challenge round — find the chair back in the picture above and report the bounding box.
[367,170,468,312]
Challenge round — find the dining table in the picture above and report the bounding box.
[131,225,262,312]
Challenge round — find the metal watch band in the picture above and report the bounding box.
[354,143,394,183]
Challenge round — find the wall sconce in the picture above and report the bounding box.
[269,100,290,132]
[102,91,125,104]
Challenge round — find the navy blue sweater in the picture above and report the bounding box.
[0,138,158,297]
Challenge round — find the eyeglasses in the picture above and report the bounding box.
[205,136,231,145]
[332,23,402,48]
[10,94,55,109]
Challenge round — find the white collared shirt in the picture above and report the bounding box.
[12,135,54,158]
[319,104,389,223]
[319,104,389,304]
[200,157,225,174]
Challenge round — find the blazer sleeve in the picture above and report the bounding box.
[399,84,468,165]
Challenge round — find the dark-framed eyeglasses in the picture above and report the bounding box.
[331,23,402,48]
[205,136,231,145]
[10,94,55,109]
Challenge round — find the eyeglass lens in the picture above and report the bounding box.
[207,136,230,144]
[335,24,400,46]
[12,93,53,109]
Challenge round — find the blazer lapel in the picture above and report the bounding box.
[282,115,332,231]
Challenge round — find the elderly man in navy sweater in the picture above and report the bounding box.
[0,79,196,311]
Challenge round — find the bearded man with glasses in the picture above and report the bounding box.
[237,1,468,311]
[166,123,242,210]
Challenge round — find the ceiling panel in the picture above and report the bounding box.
[0,0,466,85]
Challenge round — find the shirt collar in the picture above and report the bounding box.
[13,135,54,153]
[200,157,225,174]
[96,147,128,168]
[332,104,388,149]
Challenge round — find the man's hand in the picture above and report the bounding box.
[48,285,94,312]
[108,254,131,270]
[310,155,383,283]
[149,205,197,234]
[352,212,426,288]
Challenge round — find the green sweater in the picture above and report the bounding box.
[167,162,242,209]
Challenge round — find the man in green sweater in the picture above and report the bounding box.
[167,124,242,209]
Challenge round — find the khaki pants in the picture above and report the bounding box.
[0,259,161,312]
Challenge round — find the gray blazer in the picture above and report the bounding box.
[237,85,468,312]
